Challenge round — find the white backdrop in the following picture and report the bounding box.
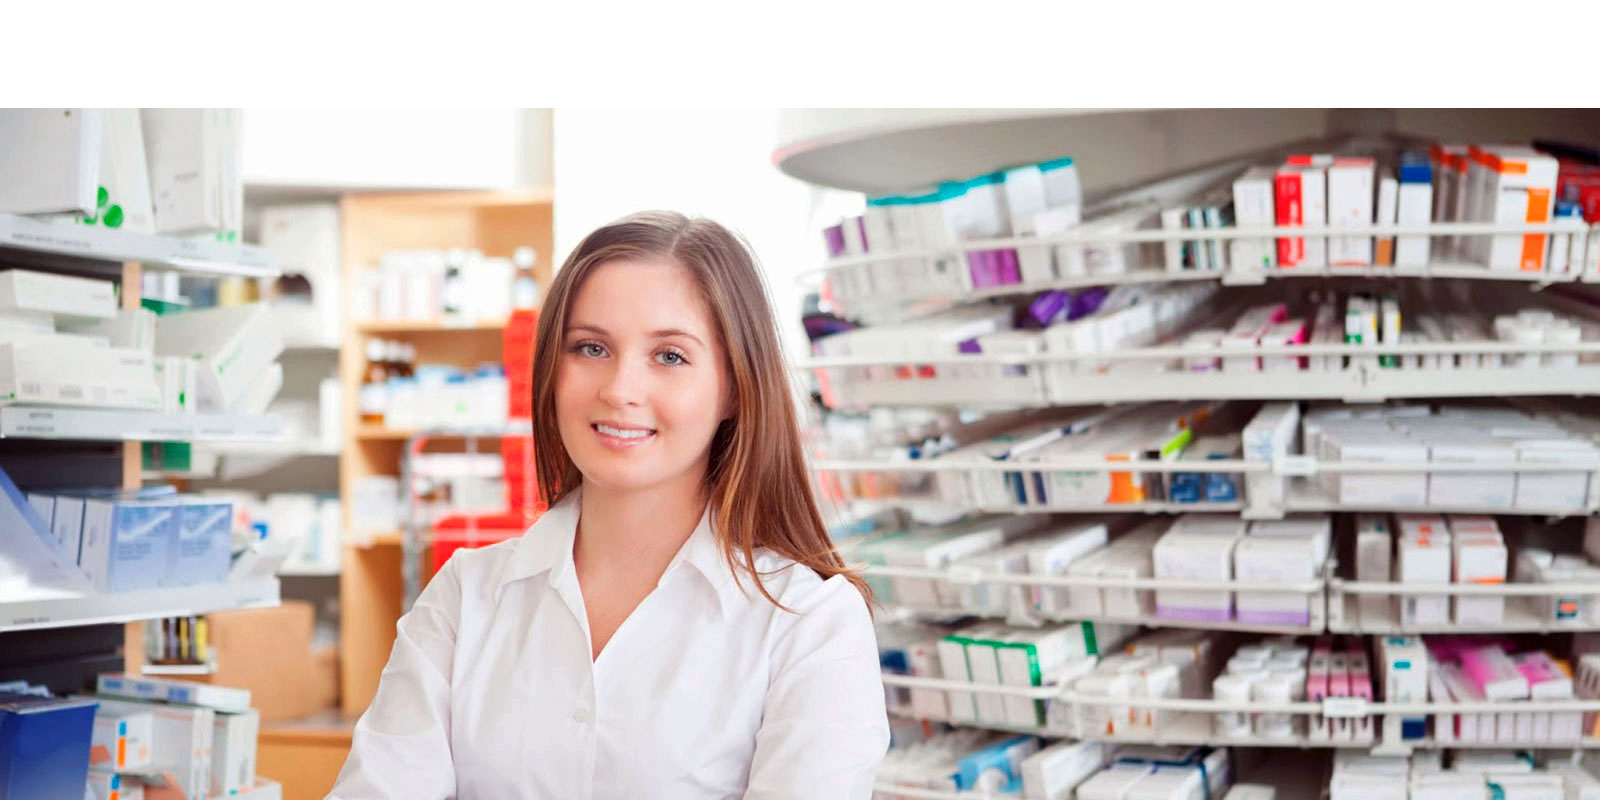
[551,108,860,361]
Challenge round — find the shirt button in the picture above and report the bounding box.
[572,707,592,724]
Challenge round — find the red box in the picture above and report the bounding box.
[1274,167,1305,266]
[432,511,537,571]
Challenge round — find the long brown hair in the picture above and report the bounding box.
[530,210,871,609]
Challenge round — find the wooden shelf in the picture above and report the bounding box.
[338,188,552,718]
[354,318,507,334]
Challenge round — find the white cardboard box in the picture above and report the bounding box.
[1397,532,1451,626]
[89,707,154,771]
[0,340,162,410]
[0,108,103,215]
[1327,158,1375,266]
[89,696,214,800]
[212,709,259,798]
[0,269,116,319]
[1428,440,1516,508]
[154,303,285,413]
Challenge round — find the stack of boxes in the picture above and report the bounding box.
[0,266,286,417]
[1304,404,1598,513]
[7,465,234,594]
[85,674,277,800]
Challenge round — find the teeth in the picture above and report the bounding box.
[596,424,651,439]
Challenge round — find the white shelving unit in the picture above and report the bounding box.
[0,212,279,278]
[791,119,1600,799]
[0,186,287,695]
[0,406,284,442]
[0,579,281,633]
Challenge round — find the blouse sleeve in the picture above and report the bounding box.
[743,574,890,800]
[326,556,463,800]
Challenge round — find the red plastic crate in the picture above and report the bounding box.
[432,510,539,571]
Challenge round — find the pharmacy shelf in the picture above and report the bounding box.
[278,565,342,577]
[357,423,531,441]
[0,579,280,633]
[354,318,507,334]
[813,362,1600,409]
[1268,481,1599,519]
[884,603,1321,636]
[203,439,340,457]
[814,220,1596,274]
[0,212,279,278]
[873,736,1329,800]
[1328,593,1600,635]
[0,406,283,442]
[141,658,217,676]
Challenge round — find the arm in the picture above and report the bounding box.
[326,557,463,800]
[743,575,890,800]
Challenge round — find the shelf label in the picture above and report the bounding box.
[1274,455,1317,477]
[1322,697,1370,718]
[946,565,984,585]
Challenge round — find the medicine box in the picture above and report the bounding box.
[1025,520,1111,617]
[0,340,162,410]
[0,269,117,319]
[1355,514,1393,622]
[211,709,259,798]
[1397,529,1451,626]
[96,674,252,713]
[0,695,98,800]
[937,626,991,723]
[89,707,153,771]
[1231,166,1278,271]
[1513,440,1596,511]
[1233,532,1324,627]
[1375,635,1428,741]
[89,696,214,800]
[87,771,145,800]
[1428,440,1516,508]
[906,640,946,720]
[1328,158,1375,266]
[1020,740,1106,800]
[965,631,1008,725]
[1396,159,1434,267]
[1333,437,1429,506]
[1450,522,1507,626]
[154,303,285,413]
[169,499,233,587]
[1153,515,1244,622]
[79,498,178,593]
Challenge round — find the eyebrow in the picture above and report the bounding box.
[566,323,706,348]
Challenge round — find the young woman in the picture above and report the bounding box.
[328,212,890,799]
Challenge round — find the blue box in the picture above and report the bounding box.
[79,498,178,593]
[0,464,79,581]
[169,500,233,587]
[0,694,98,800]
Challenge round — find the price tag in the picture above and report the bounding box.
[946,565,984,585]
[1322,697,1370,718]
[1274,455,1318,477]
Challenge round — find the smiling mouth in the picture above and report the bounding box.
[592,422,656,443]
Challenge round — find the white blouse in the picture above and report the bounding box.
[328,489,890,800]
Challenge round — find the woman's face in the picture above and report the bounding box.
[556,258,731,497]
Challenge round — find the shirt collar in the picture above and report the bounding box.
[499,486,739,616]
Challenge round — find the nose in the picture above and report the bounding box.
[597,357,645,408]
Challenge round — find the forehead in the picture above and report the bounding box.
[565,258,715,339]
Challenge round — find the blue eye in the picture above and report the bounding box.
[571,342,607,358]
[657,350,688,366]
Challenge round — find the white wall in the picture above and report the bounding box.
[244,108,546,192]
[552,108,848,360]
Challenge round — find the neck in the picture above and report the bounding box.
[574,475,709,580]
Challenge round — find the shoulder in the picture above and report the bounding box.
[427,537,523,604]
[744,549,875,649]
